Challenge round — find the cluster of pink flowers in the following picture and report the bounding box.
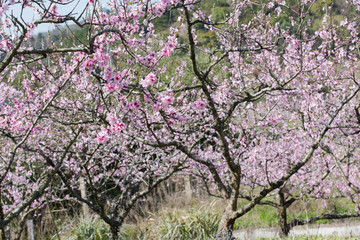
[129,100,142,110]
[104,67,114,81]
[161,36,178,57]
[110,122,126,132]
[106,113,126,132]
[193,100,206,110]
[97,129,109,144]
[140,72,157,88]
[83,59,95,71]
[152,2,167,17]
[161,93,174,107]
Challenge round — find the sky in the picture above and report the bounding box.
[5,0,97,34]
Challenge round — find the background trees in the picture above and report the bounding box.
[1,0,360,239]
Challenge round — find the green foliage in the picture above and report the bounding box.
[63,198,358,240]
[234,203,279,229]
[197,30,219,48]
[118,225,145,240]
[233,198,357,230]
[120,203,222,240]
[153,10,179,33]
[69,217,112,240]
[198,0,231,22]
[156,206,220,240]
[287,198,356,225]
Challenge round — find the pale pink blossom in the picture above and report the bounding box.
[140,72,157,88]
[193,100,206,110]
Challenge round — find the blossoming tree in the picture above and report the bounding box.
[0,0,186,238]
[1,0,360,239]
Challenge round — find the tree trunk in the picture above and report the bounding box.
[216,210,236,240]
[79,177,90,220]
[5,226,10,240]
[27,219,34,240]
[216,174,240,240]
[184,175,192,202]
[1,229,6,240]
[278,191,290,238]
[110,224,119,240]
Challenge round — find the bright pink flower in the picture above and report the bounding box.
[106,83,115,92]
[162,46,172,57]
[111,122,126,132]
[131,100,142,110]
[114,73,121,82]
[84,59,94,69]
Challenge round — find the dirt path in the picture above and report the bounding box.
[233,221,360,239]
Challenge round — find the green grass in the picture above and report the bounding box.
[287,198,357,225]
[60,197,358,240]
[118,200,221,240]
[69,216,112,240]
[234,204,278,229]
[150,205,219,239]
[232,197,357,230]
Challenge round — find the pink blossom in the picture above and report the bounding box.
[111,122,126,132]
[140,72,157,88]
[83,59,94,70]
[106,83,116,92]
[131,100,142,110]
[161,94,174,106]
[106,113,118,125]
[318,30,330,40]
[162,46,172,57]
[104,67,114,81]
[97,130,109,144]
[193,100,206,110]
[114,73,122,82]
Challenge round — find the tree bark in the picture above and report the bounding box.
[278,191,290,238]
[110,224,119,240]
[184,175,192,202]
[1,229,6,240]
[79,177,90,220]
[216,210,236,240]
[27,219,34,240]
[216,174,240,240]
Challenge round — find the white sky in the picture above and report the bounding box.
[5,0,104,34]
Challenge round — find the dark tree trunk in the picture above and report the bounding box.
[278,191,290,237]
[110,224,119,240]
[1,229,6,240]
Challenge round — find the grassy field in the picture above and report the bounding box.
[55,196,359,240]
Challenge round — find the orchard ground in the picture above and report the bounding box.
[48,195,360,240]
